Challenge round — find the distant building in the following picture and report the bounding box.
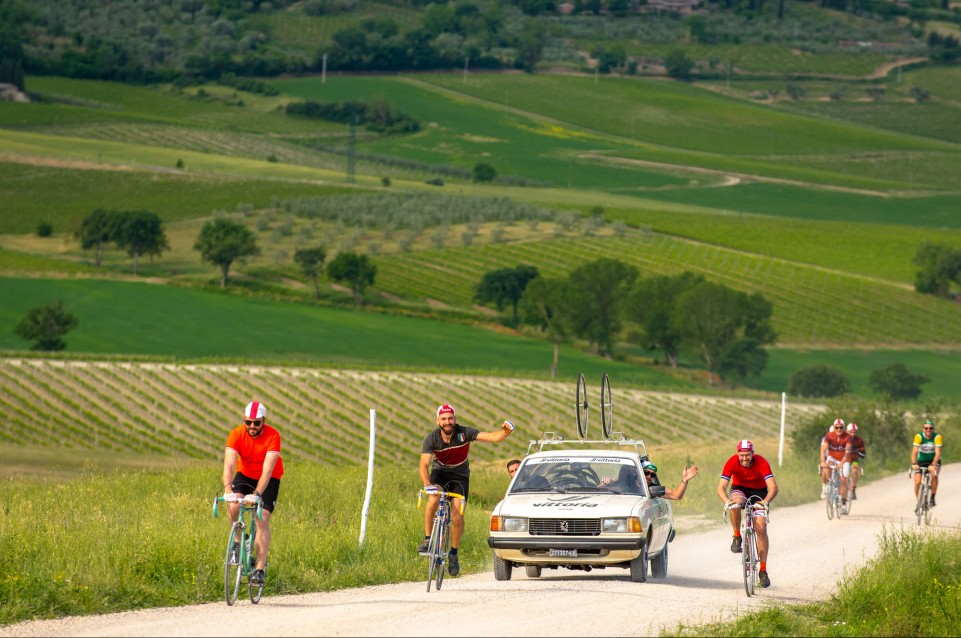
[643,0,700,13]
[558,2,575,14]
[0,83,29,103]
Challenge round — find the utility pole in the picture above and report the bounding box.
[322,53,327,84]
[463,56,469,84]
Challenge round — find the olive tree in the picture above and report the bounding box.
[193,218,260,288]
[14,301,78,351]
[326,251,376,306]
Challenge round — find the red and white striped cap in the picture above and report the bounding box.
[436,404,455,418]
[736,439,754,452]
[244,401,267,420]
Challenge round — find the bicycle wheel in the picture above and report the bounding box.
[248,534,264,604]
[426,517,441,592]
[224,523,243,606]
[916,478,927,526]
[435,521,450,591]
[600,372,613,440]
[575,372,589,440]
[825,478,835,520]
[742,528,755,597]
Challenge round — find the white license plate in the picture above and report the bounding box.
[549,548,577,557]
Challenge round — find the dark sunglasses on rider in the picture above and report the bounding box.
[833,427,843,430]
[244,419,264,426]
[644,471,656,477]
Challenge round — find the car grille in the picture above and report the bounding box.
[529,518,601,536]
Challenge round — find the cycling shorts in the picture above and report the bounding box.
[826,456,851,478]
[918,460,942,470]
[231,472,281,513]
[429,469,469,502]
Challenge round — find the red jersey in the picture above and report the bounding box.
[823,430,852,462]
[721,453,774,490]
[226,424,284,480]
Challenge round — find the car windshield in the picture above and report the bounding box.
[510,456,643,495]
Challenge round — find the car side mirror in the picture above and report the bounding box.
[649,485,666,498]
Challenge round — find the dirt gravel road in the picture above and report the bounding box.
[4,466,959,637]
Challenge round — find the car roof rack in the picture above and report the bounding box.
[527,431,649,457]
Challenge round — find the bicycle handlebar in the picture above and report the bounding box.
[724,495,768,513]
[211,494,264,521]
[417,488,466,515]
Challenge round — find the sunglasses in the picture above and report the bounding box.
[244,419,264,426]
[644,471,656,477]
[923,426,934,430]
[833,427,843,430]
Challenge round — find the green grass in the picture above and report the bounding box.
[763,348,961,401]
[0,276,685,388]
[0,160,356,235]
[671,527,961,637]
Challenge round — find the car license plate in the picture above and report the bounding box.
[549,549,577,557]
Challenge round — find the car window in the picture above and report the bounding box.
[511,457,641,495]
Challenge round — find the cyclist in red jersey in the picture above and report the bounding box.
[820,417,853,513]
[846,423,866,500]
[418,403,514,577]
[222,401,284,587]
[717,439,778,588]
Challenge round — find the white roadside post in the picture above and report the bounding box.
[359,408,376,546]
[778,392,786,467]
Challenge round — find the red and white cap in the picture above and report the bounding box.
[436,404,455,418]
[833,418,845,427]
[244,401,267,420]
[847,423,858,434]
[736,439,754,452]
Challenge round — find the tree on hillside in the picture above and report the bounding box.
[674,282,775,384]
[518,276,572,378]
[868,363,929,401]
[14,301,78,351]
[294,246,327,299]
[326,251,376,306]
[912,241,961,298]
[114,210,169,275]
[76,208,123,267]
[474,265,540,324]
[473,162,496,183]
[193,218,260,288]
[664,49,694,80]
[788,364,850,398]
[626,271,704,367]
[566,258,638,357]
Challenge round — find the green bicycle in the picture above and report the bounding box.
[418,487,465,592]
[212,495,266,605]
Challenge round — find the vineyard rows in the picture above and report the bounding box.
[373,229,961,346]
[0,360,824,464]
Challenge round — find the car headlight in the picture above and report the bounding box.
[490,516,528,532]
[602,517,641,533]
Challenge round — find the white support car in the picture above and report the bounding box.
[487,434,674,582]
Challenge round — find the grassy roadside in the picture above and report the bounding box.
[0,438,905,626]
[669,528,961,637]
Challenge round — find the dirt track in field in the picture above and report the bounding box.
[3,465,959,637]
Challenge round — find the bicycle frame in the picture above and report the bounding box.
[915,467,933,526]
[213,495,264,605]
[825,463,843,520]
[418,488,465,592]
[726,495,767,597]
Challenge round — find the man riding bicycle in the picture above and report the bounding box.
[912,418,943,508]
[717,440,778,589]
[846,423,866,500]
[222,401,284,587]
[820,418,853,514]
[418,403,514,576]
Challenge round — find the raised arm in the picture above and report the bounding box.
[475,420,515,443]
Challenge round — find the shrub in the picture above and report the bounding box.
[868,363,929,400]
[36,221,53,237]
[788,364,849,398]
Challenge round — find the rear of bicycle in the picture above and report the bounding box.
[915,468,933,526]
[214,496,266,605]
